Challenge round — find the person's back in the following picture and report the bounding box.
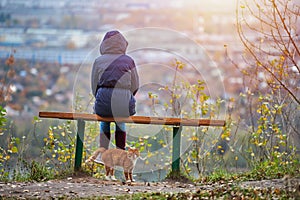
[91,30,139,117]
[91,30,139,151]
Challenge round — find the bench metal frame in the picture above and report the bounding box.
[39,111,226,174]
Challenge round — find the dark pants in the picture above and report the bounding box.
[99,122,126,150]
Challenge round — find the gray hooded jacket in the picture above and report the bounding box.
[91,31,139,117]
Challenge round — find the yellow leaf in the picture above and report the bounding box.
[178,63,185,70]
[11,146,18,153]
[221,131,230,140]
[191,136,198,141]
[257,129,262,134]
[274,188,281,195]
[257,62,262,66]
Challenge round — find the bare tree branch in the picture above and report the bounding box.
[236,0,300,105]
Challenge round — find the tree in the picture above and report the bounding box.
[234,0,300,161]
[236,0,299,105]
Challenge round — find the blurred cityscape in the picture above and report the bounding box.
[0,0,245,118]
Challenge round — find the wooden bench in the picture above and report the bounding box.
[39,111,226,174]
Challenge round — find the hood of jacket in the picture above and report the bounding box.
[100,30,128,55]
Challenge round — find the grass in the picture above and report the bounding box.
[73,186,299,200]
[1,160,299,200]
[79,160,300,200]
[164,170,194,183]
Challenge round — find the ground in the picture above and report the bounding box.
[1,173,299,199]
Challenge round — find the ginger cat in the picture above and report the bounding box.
[87,147,140,182]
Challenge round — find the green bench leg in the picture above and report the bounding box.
[74,119,85,171]
[172,126,182,174]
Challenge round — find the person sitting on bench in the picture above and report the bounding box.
[91,30,139,163]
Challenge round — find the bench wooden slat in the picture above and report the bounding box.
[39,111,226,127]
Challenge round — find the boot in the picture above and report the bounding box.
[115,131,126,150]
[100,132,111,149]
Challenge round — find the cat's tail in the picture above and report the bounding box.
[92,147,107,159]
[98,147,107,153]
[138,155,147,161]
[86,147,107,163]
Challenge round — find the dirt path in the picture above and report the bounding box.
[1,174,299,199]
[1,176,195,199]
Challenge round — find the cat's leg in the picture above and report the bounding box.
[105,166,110,176]
[129,172,134,182]
[105,166,111,181]
[110,168,117,181]
[124,171,129,182]
[129,168,135,182]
